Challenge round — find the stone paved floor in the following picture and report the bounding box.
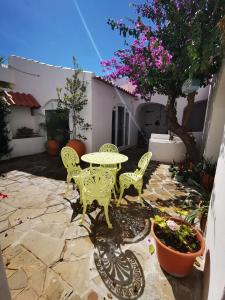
[0,149,203,300]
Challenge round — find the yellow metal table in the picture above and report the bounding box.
[81,152,128,169]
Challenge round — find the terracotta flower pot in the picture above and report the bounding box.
[151,217,205,277]
[67,139,86,158]
[201,173,214,190]
[47,140,59,156]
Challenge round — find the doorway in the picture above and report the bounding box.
[45,110,70,147]
[112,105,130,148]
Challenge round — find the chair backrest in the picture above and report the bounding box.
[80,167,115,194]
[61,146,80,174]
[99,143,119,153]
[135,152,152,176]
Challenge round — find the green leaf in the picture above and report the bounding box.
[149,244,155,255]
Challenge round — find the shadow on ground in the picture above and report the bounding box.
[0,146,157,184]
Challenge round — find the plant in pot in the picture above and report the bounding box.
[151,215,205,277]
[56,57,91,157]
[185,180,211,233]
[39,121,60,156]
[197,158,216,191]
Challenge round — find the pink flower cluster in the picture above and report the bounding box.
[101,33,172,94]
[166,220,180,231]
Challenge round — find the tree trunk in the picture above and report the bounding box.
[182,92,196,130]
[165,95,200,163]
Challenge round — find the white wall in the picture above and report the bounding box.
[0,64,15,85]
[10,137,46,158]
[203,124,225,300]
[9,107,37,137]
[7,56,93,152]
[91,78,138,152]
[203,64,225,162]
[119,80,209,126]
[149,134,186,163]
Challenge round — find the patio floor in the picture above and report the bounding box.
[0,147,203,300]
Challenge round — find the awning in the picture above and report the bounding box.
[3,91,41,108]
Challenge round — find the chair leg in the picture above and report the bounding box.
[115,181,119,193]
[117,185,125,207]
[103,203,112,229]
[66,175,71,195]
[113,188,117,202]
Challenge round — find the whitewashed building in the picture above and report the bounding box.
[0,55,139,158]
[0,55,209,159]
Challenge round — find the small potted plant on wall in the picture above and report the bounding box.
[56,57,91,157]
[198,158,216,190]
[151,215,205,277]
[185,180,211,233]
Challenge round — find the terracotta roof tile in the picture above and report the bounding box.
[4,91,41,108]
[94,76,137,98]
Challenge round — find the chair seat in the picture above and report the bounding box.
[120,172,142,182]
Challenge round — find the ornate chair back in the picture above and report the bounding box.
[79,167,115,228]
[134,152,152,176]
[80,167,115,197]
[61,146,80,177]
[99,143,119,153]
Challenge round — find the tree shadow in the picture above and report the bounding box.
[65,195,157,300]
[0,152,88,181]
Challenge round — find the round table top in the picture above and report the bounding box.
[81,152,128,165]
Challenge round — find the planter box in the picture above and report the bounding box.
[9,136,46,158]
[149,134,186,163]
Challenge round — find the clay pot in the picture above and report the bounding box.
[67,139,86,158]
[201,173,214,190]
[47,140,59,156]
[151,217,205,277]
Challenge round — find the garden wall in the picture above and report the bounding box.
[203,123,225,300]
[10,136,46,158]
[203,63,225,161]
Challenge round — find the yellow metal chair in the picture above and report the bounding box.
[117,152,152,207]
[79,167,115,228]
[61,146,82,194]
[99,143,119,192]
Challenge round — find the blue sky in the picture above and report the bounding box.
[0,0,141,75]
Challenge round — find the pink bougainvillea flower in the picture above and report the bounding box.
[0,193,8,199]
[166,220,180,231]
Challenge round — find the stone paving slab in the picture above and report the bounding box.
[0,166,203,300]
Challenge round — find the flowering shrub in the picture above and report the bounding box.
[153,215,200,253]
[101,26,172,96]
[103,0,225,161]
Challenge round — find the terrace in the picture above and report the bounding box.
[0,147,203,300]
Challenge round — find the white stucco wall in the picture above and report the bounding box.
[10,137,46,158]
[91,78,138,152]
[203,124,225,300]
[203,64,225,161]
[119,80,209,127]
[148,134,186,163]
[0,64,15,85]
[7,56,93,152]
[9,107,37,137]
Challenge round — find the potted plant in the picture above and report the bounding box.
[56,57,91,157]
[151,215,205,277]
[185,180,211,233]
[39,121,60,156]
[197,158,216,190]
